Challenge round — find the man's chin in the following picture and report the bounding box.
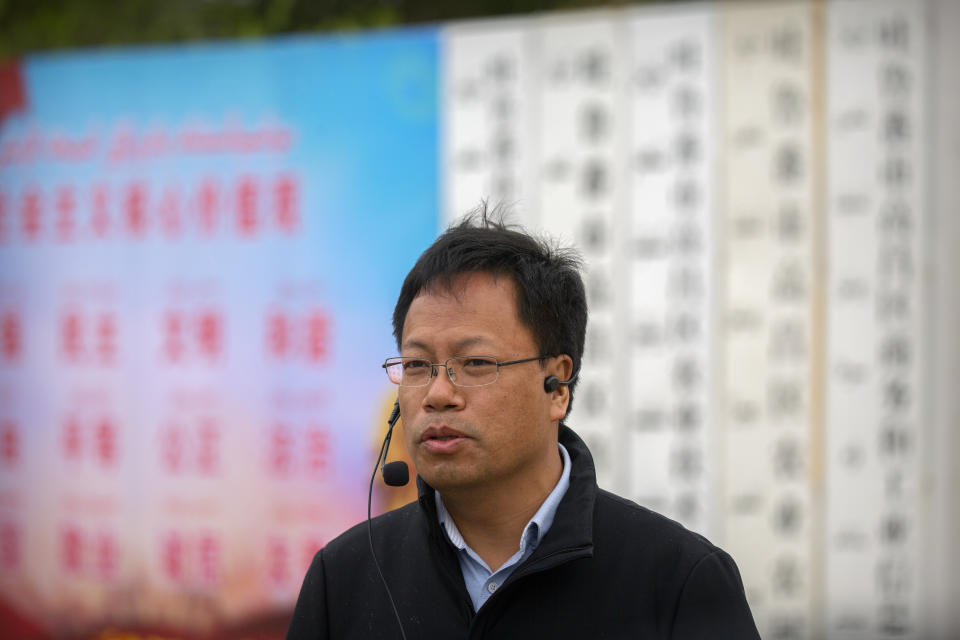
[417,464,481,492]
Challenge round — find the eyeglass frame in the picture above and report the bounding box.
[381,355,551,388]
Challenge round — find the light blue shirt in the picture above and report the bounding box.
[435,443,572,612]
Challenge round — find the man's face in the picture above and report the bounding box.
[398,272,570,494]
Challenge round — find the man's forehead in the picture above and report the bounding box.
[416,270,514,300]
[400,271,524,347]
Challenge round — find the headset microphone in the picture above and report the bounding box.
[367,399,409,640]
[380,400,410,486]
[371,367,576,638]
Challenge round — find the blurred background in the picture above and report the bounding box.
[1,0,958,639]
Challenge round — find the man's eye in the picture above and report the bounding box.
[463,358,495,368]
[403,360,429,370]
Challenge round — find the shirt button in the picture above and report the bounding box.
[487,582,498,594]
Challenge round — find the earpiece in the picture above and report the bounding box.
[544,364,580,393]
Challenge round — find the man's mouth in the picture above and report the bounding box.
[420,426,469,452]
[420,425,467,441]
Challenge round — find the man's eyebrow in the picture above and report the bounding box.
[400,336,493,354]
[400,339,431,353]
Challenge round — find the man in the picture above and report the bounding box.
[288,213,760,639]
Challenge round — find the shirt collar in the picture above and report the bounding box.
[435,443,572,554]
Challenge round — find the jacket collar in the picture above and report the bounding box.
[415,424,597,563]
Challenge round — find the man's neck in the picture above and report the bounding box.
[439,449,563,572]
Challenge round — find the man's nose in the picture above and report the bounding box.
[422,363,462,409]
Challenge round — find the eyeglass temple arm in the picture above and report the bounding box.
[497,355,580,384]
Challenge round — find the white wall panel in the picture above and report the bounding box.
[826,2,927,637]
[442,20,534,227]
[625,4,719,540]
[718,3,819,638]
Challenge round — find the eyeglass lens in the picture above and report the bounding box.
[385,357,500,387]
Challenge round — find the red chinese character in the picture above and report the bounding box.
[306,311,329,363]
[62,525,83,573]
[90,184,110,238]
[267,537,288,586]
[236,176,258,236]
[305,426,329,476]
[0,421,18,466]
[95,417,117,467]
[55,185,76,243]
[162,531,183,581]
[20,187,42,241]
[195,310,222,360]
[1,312,21,362]
[273,174,299,233]
[95,531,117,581]
[198,534,219,586]
[158,186,182,239]
[0,522,20,571]
[196,178,219,236]
[267,312,289,358]
[61,310,83,363]
[161,423,185,473]
[269,423,292,476]
[197,418,219,475]
[124,182,147,237]
[62,414,82,461]
[164,311,184,363]
[97,312,117,364]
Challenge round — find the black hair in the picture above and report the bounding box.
[392,204,588,415]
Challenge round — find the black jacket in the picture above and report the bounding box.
[287,426,760,639]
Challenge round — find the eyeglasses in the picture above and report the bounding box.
[382,355,545,388]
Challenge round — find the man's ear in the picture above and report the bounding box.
[547,355,574,422]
